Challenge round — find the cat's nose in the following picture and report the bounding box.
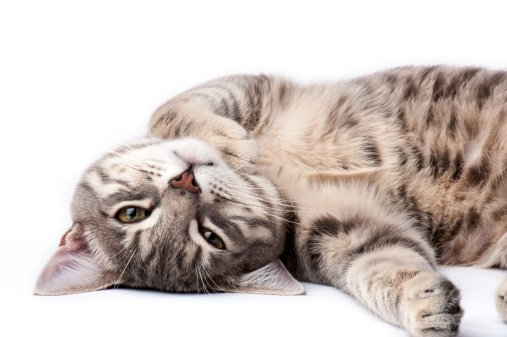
[170,169,200,193]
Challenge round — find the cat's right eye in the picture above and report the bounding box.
[115,206,150,223]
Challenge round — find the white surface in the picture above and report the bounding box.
[1,1,507,336]
[3,248,507,337]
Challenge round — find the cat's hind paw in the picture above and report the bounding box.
[496,278,507,323]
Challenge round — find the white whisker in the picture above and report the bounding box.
[114,246,138,289]
[225,181,320,210]
[225,196,305,226]
[111,245,129,258]
[195,262,200,293]
[196,263,209,295]
[199,265,217,293]
[226,187,318,212]
[201,263,225,292]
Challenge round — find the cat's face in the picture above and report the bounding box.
[35,138,304,296]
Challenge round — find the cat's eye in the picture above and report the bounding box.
[199,226,225,249]
[116,206,149,223]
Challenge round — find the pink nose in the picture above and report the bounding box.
[170,170,200,193]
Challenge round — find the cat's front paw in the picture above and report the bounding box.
[203,116,259,172]
[496,278,507,323]
[401,272,463,337]
[150,111,259,172]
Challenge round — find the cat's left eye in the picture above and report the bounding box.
[115,206,150,223]
[199,226,225,249]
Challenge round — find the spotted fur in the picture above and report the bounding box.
[36,66,507,336]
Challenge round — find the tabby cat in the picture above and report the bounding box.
[35,66,507,337]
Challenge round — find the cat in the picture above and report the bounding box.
[35,66,507,337]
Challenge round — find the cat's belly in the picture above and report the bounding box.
[257,158,407,282]
[253,101,507,270]
[258,146,507,271]
[408,177,507,267]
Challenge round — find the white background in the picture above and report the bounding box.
[1,1,507,336]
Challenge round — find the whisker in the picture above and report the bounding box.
[218,152,259,174]
[197,264,210,295]
[199,264,218,294]
[226,187,318,212]
[225,194,289,214]
[228,163,258,176]
[227,188,296,208]
[224,180,320,209]
[201,264,225,292]
[211,187,309,225]
[195,262,200,293]
[111,245,129,258]
[226,182,300,191]
[114,246,138,289]
[224,196,305,226]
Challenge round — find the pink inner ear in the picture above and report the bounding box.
[34,226,115,296]
[38,246,82,284]
[48,243,89,272]
[59,227,86,250]
[59,229,72,247]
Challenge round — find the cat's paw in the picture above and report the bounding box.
[218,137,259,171]
[150,111,259,172]
[401,271,463,337]
[202,116,259,172]
[496,278,507,323]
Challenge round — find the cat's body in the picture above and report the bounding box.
[36,66,507,337]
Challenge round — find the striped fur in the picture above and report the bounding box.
[36,66,507,336]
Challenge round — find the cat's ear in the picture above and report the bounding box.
[34,225,116,295]
[225,260,304,295]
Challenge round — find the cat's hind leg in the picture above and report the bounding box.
[311,218,463,337]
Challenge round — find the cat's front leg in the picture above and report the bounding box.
[148,75,275,172]
[342,244,463,337]
[308,212,463,336]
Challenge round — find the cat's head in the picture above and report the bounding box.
[34,138,303,296]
